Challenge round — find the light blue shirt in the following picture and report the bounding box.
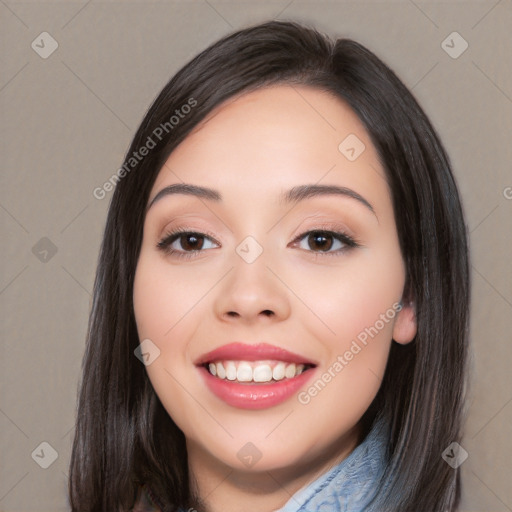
[273,415,390,511]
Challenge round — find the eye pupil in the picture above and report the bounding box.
[182,233,203,251]
[308,232,333,251]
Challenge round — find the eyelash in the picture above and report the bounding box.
[156,225,360,260]
[157,227,220,261]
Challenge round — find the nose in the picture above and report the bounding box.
[213,253,291,325]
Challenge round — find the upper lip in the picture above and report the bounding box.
[194,342,317,366]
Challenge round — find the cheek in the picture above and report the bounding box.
[288,247,403,413]
[289,248,404,347]
[133,256,195,381]
[133,256,203,427]
[294,273,398,439]
[133,254,208,343]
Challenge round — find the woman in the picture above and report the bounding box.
[69,20,470,511]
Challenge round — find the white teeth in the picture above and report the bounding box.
[207,360,309,382]
[253,364,272,382]
[285,363,296,378]
[216,362,226,379]
[236,362,253,382]
[225,361,237,381]
[272,362,285,381]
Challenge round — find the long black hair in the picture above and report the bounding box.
[68,20,470,511]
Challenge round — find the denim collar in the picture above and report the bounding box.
[273,415,390,512]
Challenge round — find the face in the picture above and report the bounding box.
[133,85,416,482]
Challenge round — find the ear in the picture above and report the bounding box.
[392,301,417,345]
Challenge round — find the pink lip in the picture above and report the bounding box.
[198,365,316,409]
[195,342,317,410]
[194,342,317,365]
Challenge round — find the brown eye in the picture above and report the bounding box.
[307,232,334,252]
[292,229,359,256]
[157,229,220,258]
[179,233,205,251]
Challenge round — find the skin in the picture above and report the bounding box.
[133,84,417,512]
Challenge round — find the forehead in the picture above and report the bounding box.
[150,84,387,206]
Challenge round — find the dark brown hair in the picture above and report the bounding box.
[69,20,470,511]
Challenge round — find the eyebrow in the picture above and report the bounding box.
[146,183,376,217]
[282,184,376,216]
[146,183,221,213]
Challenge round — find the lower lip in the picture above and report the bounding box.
[198,365,316,410]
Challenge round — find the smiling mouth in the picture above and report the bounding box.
[196,343,318,409]
[203,360,316,384]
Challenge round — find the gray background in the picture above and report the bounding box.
[1,1,511,510]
